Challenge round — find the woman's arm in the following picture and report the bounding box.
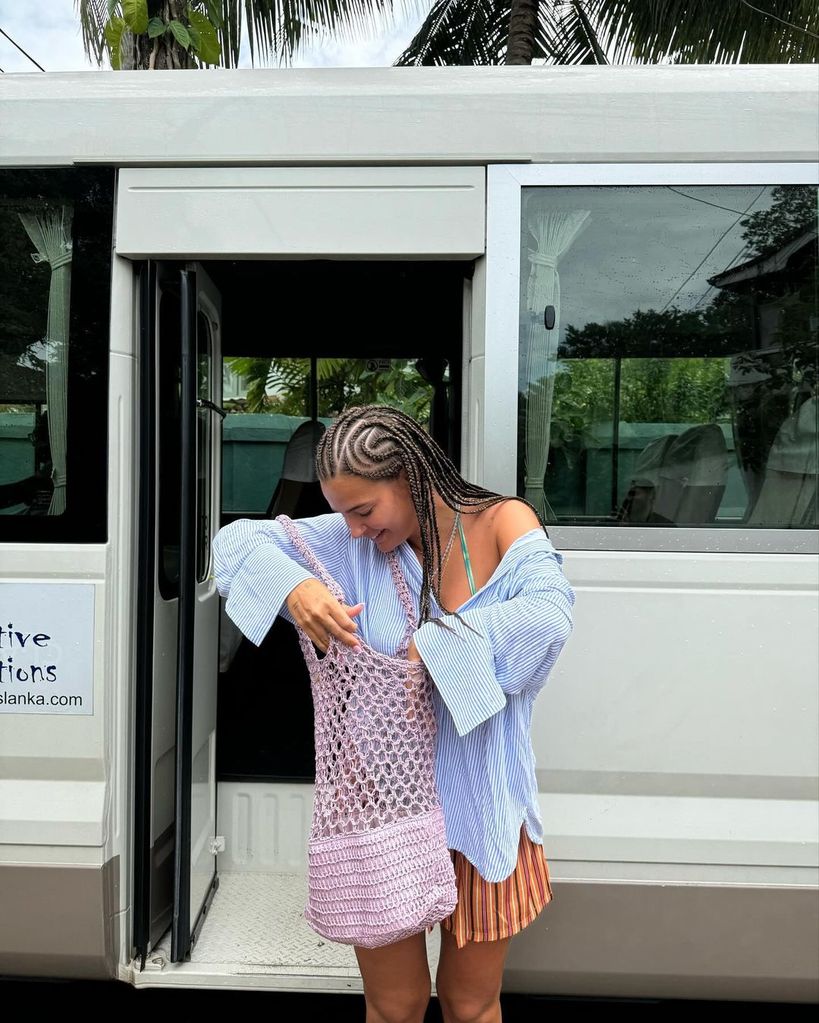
[412,536,574,737]
[212,513,357,646]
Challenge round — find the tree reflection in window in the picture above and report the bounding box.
[518,184,818,528]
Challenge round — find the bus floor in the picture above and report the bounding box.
[140,870,442,991]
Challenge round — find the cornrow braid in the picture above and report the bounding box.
[315,404,549,628]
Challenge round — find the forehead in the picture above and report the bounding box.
[321,474,395,511]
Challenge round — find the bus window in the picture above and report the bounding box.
[517,184,818,529]
[197,311,213,582]
[0,169,113,542]
[158,286,182,597]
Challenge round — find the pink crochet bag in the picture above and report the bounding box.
[276,514,458,948]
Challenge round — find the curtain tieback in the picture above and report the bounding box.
[51,470,67,488]
[528,252,557,270]
[30,250,72,270]
[51,251,73,270]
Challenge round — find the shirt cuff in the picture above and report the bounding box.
[223,544,314,646]
[413,617,507,737]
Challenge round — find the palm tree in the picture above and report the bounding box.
[397,0,819,66]
[76,0,428,70]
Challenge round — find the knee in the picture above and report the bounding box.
[363,980,431,1023]
[436,984,501,1023]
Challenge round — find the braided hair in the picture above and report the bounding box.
[315,404,548,627]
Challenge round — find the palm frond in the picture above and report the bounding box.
[221,0,435,66]
[400,0,819,66]
[75,0,111,64]
[588,0,819,65]
[395,0,504,65]
[539,0,607,63]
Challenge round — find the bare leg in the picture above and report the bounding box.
[354,931,431,1023]
[435,926,512,1023]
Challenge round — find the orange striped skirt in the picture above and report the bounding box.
[440,826,554,949]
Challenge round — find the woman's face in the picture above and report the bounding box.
[320,472,418,552]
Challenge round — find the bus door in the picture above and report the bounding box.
[134,261,223,964]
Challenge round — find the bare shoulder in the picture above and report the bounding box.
[483,498,543,559]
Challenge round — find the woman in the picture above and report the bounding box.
[212,404,575,1023]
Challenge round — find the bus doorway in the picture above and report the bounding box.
[212,259,466,783]
[133,257,468,980]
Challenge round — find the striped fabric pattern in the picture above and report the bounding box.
[441,826,554,948]
[212,511,575,884]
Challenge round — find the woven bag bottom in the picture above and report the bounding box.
[304,807,458,948]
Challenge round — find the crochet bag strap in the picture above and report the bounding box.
[384,549,419,657]
[274,514,347,605]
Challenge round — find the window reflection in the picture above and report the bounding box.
[518,184,818,528]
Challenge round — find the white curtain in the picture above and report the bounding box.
[18,205,73,515]
[522,197,589,520]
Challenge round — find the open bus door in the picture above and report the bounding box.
[134,262,224,965]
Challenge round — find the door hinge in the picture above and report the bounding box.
[209,835,226,855]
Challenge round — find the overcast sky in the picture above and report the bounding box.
[0,0,429,73]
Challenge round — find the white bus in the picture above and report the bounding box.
[0,64,817,1003]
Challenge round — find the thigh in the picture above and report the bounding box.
[435,926,511,1017]
[354,931,431,1022]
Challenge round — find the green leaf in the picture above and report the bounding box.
[122,0,148,35]
[188,8,221,64]
[168,20,192,49]
[147,17,166,39]
[205,0,224,30]
[104,15,126,70]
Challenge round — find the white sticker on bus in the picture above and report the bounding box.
[0,583,94,715]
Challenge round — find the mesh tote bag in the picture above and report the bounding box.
[276,514,458,948]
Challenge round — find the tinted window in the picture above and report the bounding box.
[0,169,113,542]
[517,184,818,528]
[197,311,213,581]
[158,286,181,598]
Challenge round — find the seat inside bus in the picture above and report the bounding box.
[746,394,819,527]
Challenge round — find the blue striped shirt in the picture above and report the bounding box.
[212,512,575,882]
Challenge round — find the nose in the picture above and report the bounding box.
[348,521,367,539]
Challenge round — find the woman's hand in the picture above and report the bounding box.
[406,637,423,663]
[285,578,364,653]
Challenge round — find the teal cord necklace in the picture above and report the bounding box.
[457,515,477,596]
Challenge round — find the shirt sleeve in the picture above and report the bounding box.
[211,513,354,646]
[412,540,574,737]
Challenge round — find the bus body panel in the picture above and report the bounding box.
[1,66,817,166]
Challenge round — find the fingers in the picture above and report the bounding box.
[326,603,363,649]
[286,581,364,652]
